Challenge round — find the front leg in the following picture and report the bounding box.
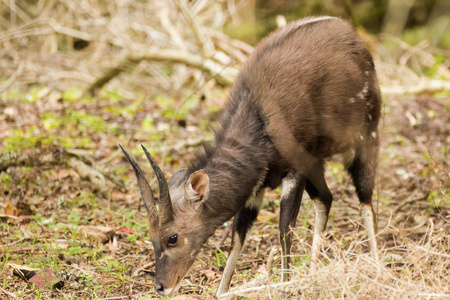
[216,189,264,297]
[279,174,305,281]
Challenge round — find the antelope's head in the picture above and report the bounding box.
[119,144,212,296]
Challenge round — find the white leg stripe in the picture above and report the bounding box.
[313,199,328,232]
[361,203,379,260]
[217,233,243,296]
[311,198,328,263]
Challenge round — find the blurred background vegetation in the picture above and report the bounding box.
[228,0,450,48]
[0,0,449,99]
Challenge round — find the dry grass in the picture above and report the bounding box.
[0,0,249,98]
[219,223,449,299]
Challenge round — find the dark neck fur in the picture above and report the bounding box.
[189,82,270,227]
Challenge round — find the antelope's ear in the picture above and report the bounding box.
[185,170,209,209]
[168,169,188,189]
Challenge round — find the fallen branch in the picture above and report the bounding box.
[0,214,21,220]
[0,247,42,253]
[86,49,239,95]
[0,147,124,196]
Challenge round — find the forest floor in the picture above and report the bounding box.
[0,88,449,299]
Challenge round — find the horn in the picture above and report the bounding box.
[141,144,174,224]
[118,144,160,238]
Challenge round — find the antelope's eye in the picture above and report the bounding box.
[168,234,178,245]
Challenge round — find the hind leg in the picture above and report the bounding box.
[305,161,333,264]
[279,173,305,281]
[346,138,379,260]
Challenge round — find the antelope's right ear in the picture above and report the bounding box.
[184,170,209,210]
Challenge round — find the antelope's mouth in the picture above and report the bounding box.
[168,276,182,296]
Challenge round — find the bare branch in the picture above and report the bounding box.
[87,49,239,94]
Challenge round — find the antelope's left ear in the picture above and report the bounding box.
[185,170,209,209]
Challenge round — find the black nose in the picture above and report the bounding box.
[155,283,164,295]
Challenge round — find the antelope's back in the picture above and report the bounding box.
[236,17,381,158]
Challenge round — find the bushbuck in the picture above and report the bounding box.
[119,16,381,297]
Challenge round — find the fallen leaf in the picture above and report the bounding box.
[257,264,267,274]
[9,263,39,281]
[257,211,278,222]
[4,204,19,217]
[112,226,136,234]
[50,170,79,181]
[28,268,64,290]
[199,269,220,284]
[76,225,115,243]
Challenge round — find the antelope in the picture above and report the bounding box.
[119,16,381,297]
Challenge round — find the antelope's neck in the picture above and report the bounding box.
[196,93,270,227]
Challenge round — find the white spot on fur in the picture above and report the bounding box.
[281,175,296,200]
[246,168,268,209]
[365,70,370,76]
[245,188,265,209]
[368,114,372,121]
[161,287,173,296]
[359,135,364,140]
[349,97,355,103]
[356,82,369,99]
[184,237,188,244]
[371,131,377,139]
[160,249,170,259]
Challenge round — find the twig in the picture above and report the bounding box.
[217,280,303,298]
[416,246,450,259]
[0,63,23,93]
[216,224,230,248]
[266,245,278,276]
[131,262,155,278]
[174,0,213,56]
[0,287,16,298]
[0,214,20,220]
[124,279,153,288]
[393,195,428,213]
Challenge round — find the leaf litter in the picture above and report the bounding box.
[0,88,448,299]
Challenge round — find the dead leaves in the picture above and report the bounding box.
[8,263,64,290]
[28,269,64,290]
[4,203,18,217]
[76,225,115,243]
